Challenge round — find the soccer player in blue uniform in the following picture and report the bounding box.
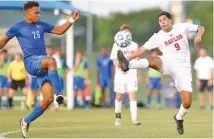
[0,49,11,109]
[0,1,80,138]
[96,48,114,107]
[146,51,162,109]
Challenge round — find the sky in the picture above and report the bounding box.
[72,0,170,16]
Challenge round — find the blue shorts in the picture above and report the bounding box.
[99,77,112,89]
[73,77,85,91]
[24,55,46,76]
[31,76,39,90]
[36,73,51,89]
[31,74,63,91]
[0,75,10,88]
[148,77,162,90]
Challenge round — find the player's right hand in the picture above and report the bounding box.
[72,11,80,21]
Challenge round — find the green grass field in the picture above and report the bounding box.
[0,54,212,138]
[0,108,212,138]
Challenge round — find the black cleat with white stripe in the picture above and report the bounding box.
[117,50,129,72]
[174,114,184,135]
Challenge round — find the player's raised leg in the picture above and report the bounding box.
[115,92,124,126]
[40,56,64,104]
[20,82,54,138]
[117,49,162,72]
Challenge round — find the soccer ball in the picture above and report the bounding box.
[114,30,132,48]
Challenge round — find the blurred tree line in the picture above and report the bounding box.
[74,1,212,57]
[185,1,213,57]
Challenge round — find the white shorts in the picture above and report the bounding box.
[114,80,138,94]
[159,56,193,92]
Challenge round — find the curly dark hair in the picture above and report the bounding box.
[24,1,39,11]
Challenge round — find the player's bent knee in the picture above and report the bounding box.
[48,57,57,65]
[43,96,54,104]
[147,57,162,70]
[182,100,192,108]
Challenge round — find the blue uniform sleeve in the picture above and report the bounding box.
[41,22,55,33]
[6,25,17,39]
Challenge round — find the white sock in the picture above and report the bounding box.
[129,59,149,69]
[115,100,122,113]
[176,104,190,120]
[130,101,137,121]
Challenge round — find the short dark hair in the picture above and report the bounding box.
[24,1,39,11]
[158,11,172,19]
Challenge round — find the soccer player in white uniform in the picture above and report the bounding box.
[110,26,141,126]
[117,11,205,134]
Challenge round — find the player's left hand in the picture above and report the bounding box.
[194,35,201,46]
[72,11,80,21]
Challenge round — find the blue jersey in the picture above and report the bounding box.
[6,20,54,59]
[96,56,113,79]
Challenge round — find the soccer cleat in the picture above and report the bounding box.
[117,50,129,72]
[56,95,64,105]
[19,118,30,138]
[132,120,141,126]
[174,114,184,135]
[115,118,122,126]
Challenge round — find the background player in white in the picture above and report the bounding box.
[111,27,140,126]
[117,11,205,134]
[194,48,213,109]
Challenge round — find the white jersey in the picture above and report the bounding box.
[110,41,138,83]
[194,56,213,80]
[143,23,198,65]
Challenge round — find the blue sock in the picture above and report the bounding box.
[157,95,161,105]
[25,105,45,124]
[0,96,2,109]
[48,71,62,95]
[147,94,152,106]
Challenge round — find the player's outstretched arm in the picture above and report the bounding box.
[127,47,147,61]
[194,25,205,46]
[51,11,80,35]
[0,36,10,49]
